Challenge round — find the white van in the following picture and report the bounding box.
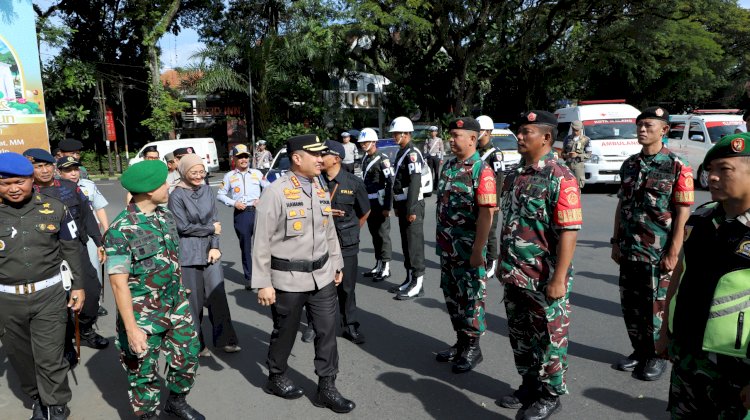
[667,110,744,189]
[490,124,522,173]
[129,138,220,172]
[554,100,641,184]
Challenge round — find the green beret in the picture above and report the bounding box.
[703,133,750,167]
[121,160,168,193]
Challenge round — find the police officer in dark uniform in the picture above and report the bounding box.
[0,152,85,420]
[23,149,109,356]
[388,116,427,300]
[319,140,370,343]
[476,115,504,278]
[58,138,90,179]
[358,128,393,281]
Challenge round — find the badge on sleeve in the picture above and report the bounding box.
[409,152,418,162]
[553,177,582,227]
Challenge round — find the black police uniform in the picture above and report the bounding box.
[323,170,370,337]
[477,141,504,273]
[361,150,393,277]
[0,194,84,410]
[35,180,107,348]
[391,141,426,298]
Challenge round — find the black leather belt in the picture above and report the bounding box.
[271,254,329,272]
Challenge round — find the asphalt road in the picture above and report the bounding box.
[0,175,715,419]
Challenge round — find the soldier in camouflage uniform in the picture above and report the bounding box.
[104,161,203,420]
[498,110,582,420]
[655,133,750,418]
[476,115,504,279]
[611,107,693,382]
[434,117,496,374]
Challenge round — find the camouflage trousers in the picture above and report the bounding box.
[440,257,487,338]
[668,340,750,419]
[115,297,200,416]
[619,261,669,359]
[504,282,571,396]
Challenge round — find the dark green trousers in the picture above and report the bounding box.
[0,283,71,405]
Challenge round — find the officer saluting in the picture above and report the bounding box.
[217,144,264,289]
[0,153,85,420]
[388,116,427,300]
[252,134,354,413]
[358,128,393,281]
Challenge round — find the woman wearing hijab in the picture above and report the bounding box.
[168,154,240,356]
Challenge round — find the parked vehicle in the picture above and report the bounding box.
[490,123,522,175]
[129,138,220,173]
[668,109,745,189]
[554,100,641,184]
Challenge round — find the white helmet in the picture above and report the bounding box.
[358,128,379,143]
[476,115,494,131]
[388,116,414,133]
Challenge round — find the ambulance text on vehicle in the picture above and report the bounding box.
[554,100,641,185]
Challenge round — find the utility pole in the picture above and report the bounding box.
[248,64,256,166]
[95,79,113,176]
[119,81,131,165]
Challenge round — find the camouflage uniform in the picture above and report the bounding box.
[477,141,504,271]
[436,151,496,337]
[667,202,750,418]
[104,203,200,417]
[617,147,693,360]
[499,150,582,396]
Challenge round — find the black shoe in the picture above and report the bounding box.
[47,404,68,420]
[388,273,411,293]
[373,262,390,282]
[97,306,108,316]
[81,329,109,349]
[301,326,316,343]
[30,395,47,420]
[436,341,462,363]
[364,261,381,277]
[139,412,157,419]
[314,376,355,413]
[64,349,78,369]
[615,353,640,372]
[342,327,365,345]
[523,394,561,420]
[163,391,205,420]
[264,374,304,400]
[498,376,541,409]
[452,338,483,373]
[633,358,667,381]
[396,276,424,300]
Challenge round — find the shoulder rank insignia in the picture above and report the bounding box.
[290,175,301,188]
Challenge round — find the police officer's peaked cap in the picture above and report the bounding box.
[286,134,328,153]
[341,131,351,137]
[173,147,195,157]
[121,160,168,194]
[0,152,33,178]
[56,156,81,169]
[322,140,345,158]
[519,110,557,127]
[703,133,750,167]
[22,148,55,164]
[636,106,670,123]
[58,138,84,152]
[449,117,481,132]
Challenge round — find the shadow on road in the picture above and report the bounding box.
[576,239,612,250]
[576,270,619,286]
[582,387,667,417]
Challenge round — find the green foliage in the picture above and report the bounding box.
[264,122,329,149]
[140,85,190,139]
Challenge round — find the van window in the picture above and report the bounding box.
[706,121,740,143]
[668,122,685,140]
[556,122,571,143]
[688,122,704,142]
[584,119,637,140]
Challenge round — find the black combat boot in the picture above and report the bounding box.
[80,327,110,349]
[498,375,542,409]
[139,412,157,419]
[314,375,356,413]
[633,358,667,381]
[451,336,483,373]
[47,404,68,420]
[373,261,390,282]
[163,391,205,420]
[29,394,46,420]
[396,275,424,300]
[364,260,381,277]
[615,352,640,372]
[435,334,466,362]
[523,387,561,420]
[264,374,305,399]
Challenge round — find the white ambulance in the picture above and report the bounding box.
[667,110,744,189]
[553,100,641,184]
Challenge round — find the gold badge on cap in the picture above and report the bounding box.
[655,108,664,117]
[731,137,745,153]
